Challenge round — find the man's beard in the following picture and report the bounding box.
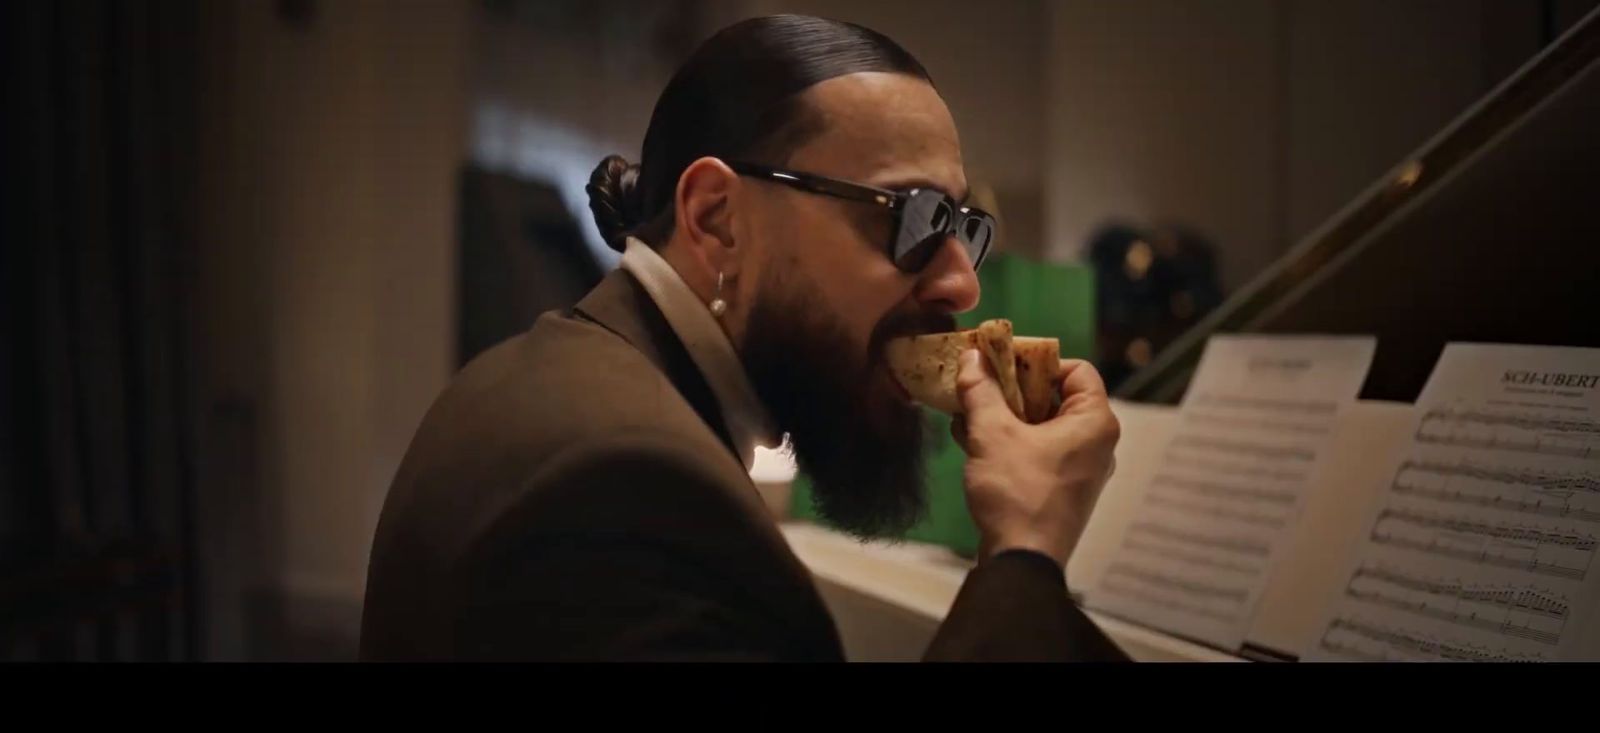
[741,268,956,539]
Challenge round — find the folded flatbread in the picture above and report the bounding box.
[884,319,1061,424]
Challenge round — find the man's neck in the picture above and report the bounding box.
[618,237,778,471]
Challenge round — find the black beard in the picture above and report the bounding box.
[740,269,956,539]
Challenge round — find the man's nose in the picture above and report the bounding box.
[912,236,981,314]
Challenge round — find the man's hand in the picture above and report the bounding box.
[951,349,1120,567]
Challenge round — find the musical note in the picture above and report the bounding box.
[1368,507,1595,580]
[1391,458,1600,525]
[1091,336,1377,651]
[1318,617,1548,662]
[1420,406,1600,437]
[1416,433,1597,459]
[1344,565,1567,645]
[1307,344,1600,662]
[1351,566,1569,619]
[1375,508,1598,552]
[1397,459,1600,494]
[1391,482,1600,523]
[1369,533,1588,580]
[1416,406,1600,460]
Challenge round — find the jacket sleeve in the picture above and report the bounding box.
[446,436,841,662]
[924,549,1132,662]
[446,433,1127,663]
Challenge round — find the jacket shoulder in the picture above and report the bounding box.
[368,311,753,582]
[429,313,720,454]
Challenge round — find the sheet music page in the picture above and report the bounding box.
[1088,335,1377,650]
[1308,343,1600,661]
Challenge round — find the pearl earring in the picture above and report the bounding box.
[709,271,728,317]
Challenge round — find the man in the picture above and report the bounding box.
[360,14,1127,662]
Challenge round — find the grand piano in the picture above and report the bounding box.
[779,4,1600,661]
[1117,5,1600,407]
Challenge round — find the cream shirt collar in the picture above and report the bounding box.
[619,236,778,471]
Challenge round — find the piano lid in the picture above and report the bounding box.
[1116,5,1600,405]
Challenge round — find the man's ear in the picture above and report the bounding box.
[673,156,742,280]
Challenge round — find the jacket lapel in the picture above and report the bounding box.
[570,269,741,461]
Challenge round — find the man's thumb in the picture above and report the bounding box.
[956,349,1011,419]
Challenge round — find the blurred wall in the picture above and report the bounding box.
[193,0,470,659]
[754,0,1052,257]
[1047,0,1281,292]
[475,0,1590,288]
[472,0,1053,262]
[471,1,720,267]
[1045,0,1597,291]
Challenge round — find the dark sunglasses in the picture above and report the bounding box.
[727,161,995,273]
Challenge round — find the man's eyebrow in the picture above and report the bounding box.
[875,177,969,204]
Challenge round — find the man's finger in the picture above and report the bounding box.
[950,416,971,454]
[956,349,1015,422]
[1057,358,1109,401]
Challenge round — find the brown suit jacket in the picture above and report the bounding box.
[359,269,1129,662]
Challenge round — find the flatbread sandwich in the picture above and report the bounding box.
[884,319,1061,424]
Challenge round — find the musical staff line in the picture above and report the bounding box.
[1181,412,1332,436]
[1104,563,1250,603]
[1191,393,1338,415]
[1122,539,1263,576]
[1319,618,1547,662]
[1144,492,1289,529]
[1351,566,1569,619]
[1416,433,1598,460]
[1149,474,1299,506]
[1315,640,1391,662]
[1371,533,1588,579]
[1392,482,1600,523]
[1097,580,1240,625]
[1128,522,1271,558]
[1399,460,1600,494]
[1421,407,1600,437]
[1307,346,1600,662]
[1346,599,1559,645]
[1345,568,1566,645]
[1169,435,1315,462]
[1376,508,1598,552]
[1159,453,1308,483]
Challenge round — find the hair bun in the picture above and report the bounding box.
[586,154,643,251]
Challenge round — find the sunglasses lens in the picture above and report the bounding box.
[892,191,997,272]
[898,234,943,272]
[892,191,948,271]
[929,200,952,232]
[961,216,994,267]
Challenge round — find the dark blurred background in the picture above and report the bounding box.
[4,0,1596,661]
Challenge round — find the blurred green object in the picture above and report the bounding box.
[787,253,1096,557]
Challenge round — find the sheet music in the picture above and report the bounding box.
[1309,343,1600,661]
[1089,335,1376,650]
